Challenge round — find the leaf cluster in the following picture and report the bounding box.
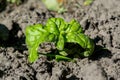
[25,18,95,62]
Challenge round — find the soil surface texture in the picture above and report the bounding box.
[0,0,120,80]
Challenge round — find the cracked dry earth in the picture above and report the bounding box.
[0,0,120,80]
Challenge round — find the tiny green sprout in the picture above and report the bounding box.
[42,0,66,13]
[84,0,94,6]
[25,18,95,63]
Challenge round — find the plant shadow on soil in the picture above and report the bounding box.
[0,0,7,12]
[0,22,27,53]
[89,36,112,60]
[0,70,5,78]
[89,45,112,60]
[66,75,79,80]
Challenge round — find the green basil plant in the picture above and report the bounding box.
[25,18,95,62]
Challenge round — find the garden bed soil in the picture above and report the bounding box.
[0,0,120,80]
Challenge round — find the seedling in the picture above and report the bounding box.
[25,18,95,63]
[84,0,94,6]
[42,0,66,13]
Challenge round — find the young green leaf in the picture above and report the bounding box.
[25,24,48,62]
[67,19,83,33]
[55,55,72,61]
[56,34,65,50]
